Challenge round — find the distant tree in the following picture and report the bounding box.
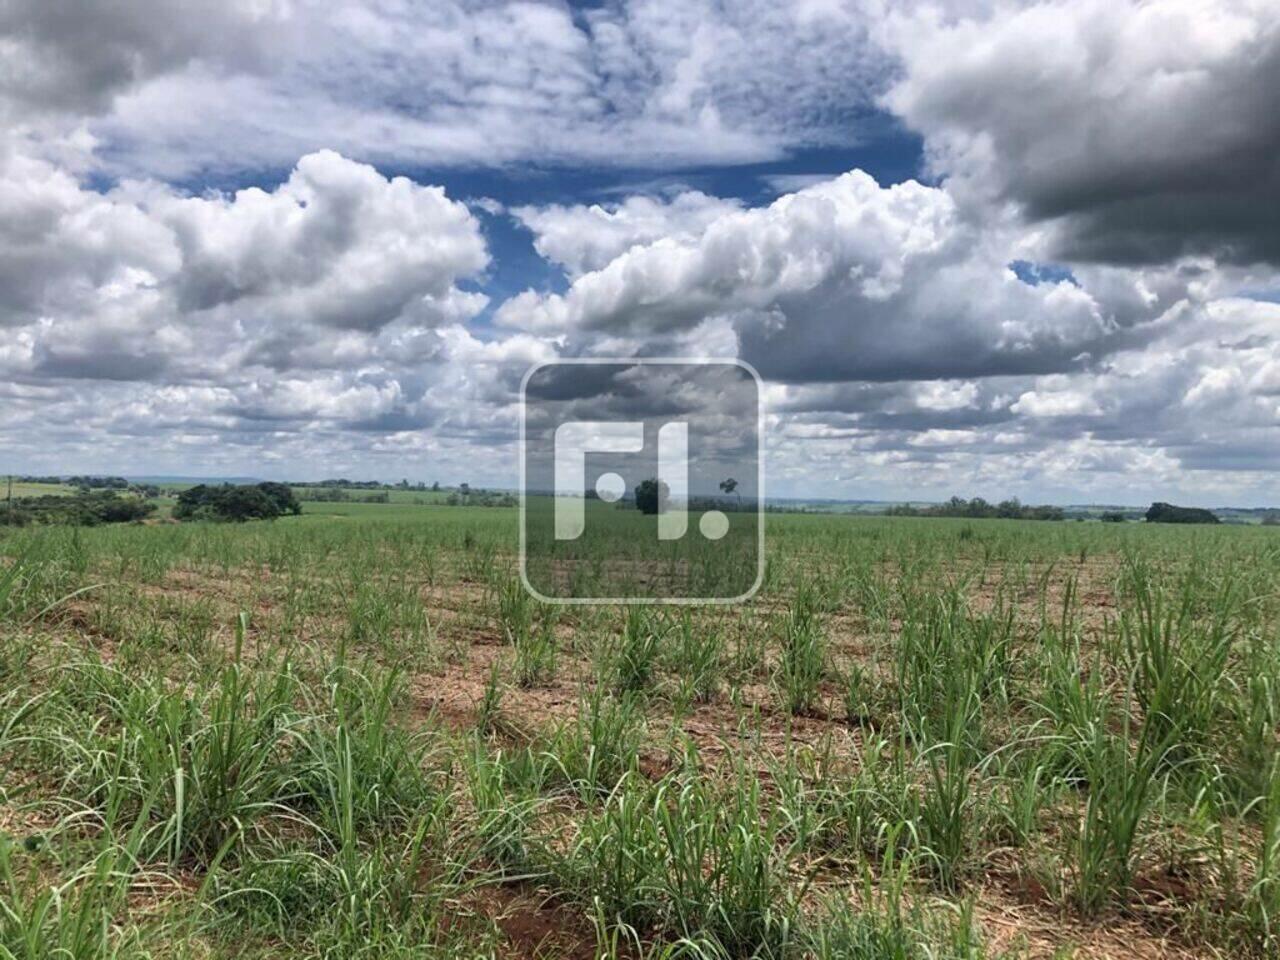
[883,495,1062,521]
[210,486,277,522]
[93,494,156,524]
[174,483,300,522]
[634,478,670,515]
[1261,513,1280,527]
[1145,502,1220,524]
[3,490,154,527]
[966,497,992,518]
[1100,511,1127,523]
[431,481,440,492]
[256,482,302,516]
[1027,505,1066,521]
[68,476,128,491]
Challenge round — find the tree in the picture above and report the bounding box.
[256,482,302,516]
[634,478,670,515]
[216,486,277,521]
[174,483,300,522]
[1145,502,1220,524]
[1100,511,1127,523]
[719,477,740,508]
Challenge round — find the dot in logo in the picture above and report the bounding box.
[699,510,729,540]
[595,472,626,503]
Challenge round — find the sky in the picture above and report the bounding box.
[1,0,1279,507]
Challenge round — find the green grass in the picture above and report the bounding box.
[2,507,1279,956]
[3,482,78,499]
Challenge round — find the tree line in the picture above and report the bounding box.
[1,491,155,527]
[886,496,1066,521]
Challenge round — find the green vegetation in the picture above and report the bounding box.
[633,477,669,515]
[173,483,302,522]
[1,491,155,527]
[887,495,1065,520]
[1146,500,1221,524]
[1,505,1279,957]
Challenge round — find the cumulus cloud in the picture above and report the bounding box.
[143,150,489,331]
[512,191,742,279]
[503,160,1280,501]
[0,147,489,383]
[883,0,1280,266]
[0,142,545,480]
[499,170,1168,382]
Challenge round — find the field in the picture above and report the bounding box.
[2,506,1279,959]
[3,482,78,500]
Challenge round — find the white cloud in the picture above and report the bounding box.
[1010,383,1102,418]
[502,164,1280,500]
[498,171,1134,383]
[142,149,489,331]
[512,191,742,279]
[7,0,889,180]
[913,380,979,411]
[0,147,489,384]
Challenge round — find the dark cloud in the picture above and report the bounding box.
[886,0,1280,266]
[0,0,282,116]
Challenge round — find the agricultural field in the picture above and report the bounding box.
[2,507,1279,959]
[3,482,77,500]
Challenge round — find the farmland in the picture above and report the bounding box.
[2,505,1279,959]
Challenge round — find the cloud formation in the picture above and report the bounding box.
[1,0,1278,504]
[0,0,287,118]
[511,191,742,279]
[506,164,1279,502]
[500,172,1163,382]
[0,147,489,381]
[884,0,1280,266]
[0,0,889,179]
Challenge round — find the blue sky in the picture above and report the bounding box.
[1,1,1278,507]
